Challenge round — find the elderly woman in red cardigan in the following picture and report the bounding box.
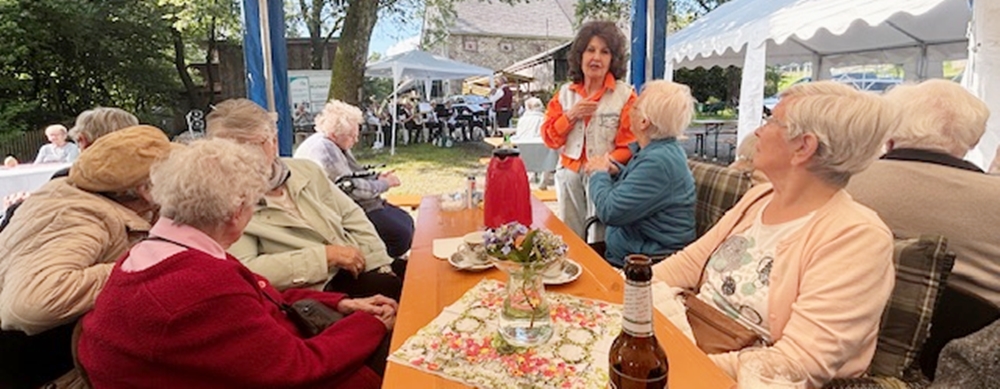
[78,138,396,388]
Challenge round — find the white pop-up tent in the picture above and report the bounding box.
[366,50,493,154]
[664,0,972,152]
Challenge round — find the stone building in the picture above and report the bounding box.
[423,0,577,93]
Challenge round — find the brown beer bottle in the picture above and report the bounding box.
[609,254,669,389]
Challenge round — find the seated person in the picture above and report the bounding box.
[206,99,402,300]
[585,81,696,267]
[848,79,1000,306]
[0,126,172,388]
[727,135,769,186]
[653,81,899,387]
[33,124,79,164]
[78,138,396,388]
[512,97,545,141]
[294,99,415,258]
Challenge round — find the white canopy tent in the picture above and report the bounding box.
[366,50,493,154]
[664,0,972,154]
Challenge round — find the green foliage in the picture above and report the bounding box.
[0,0,180,135]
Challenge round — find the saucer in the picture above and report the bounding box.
[543,258,582,285]
[448,249,493,272]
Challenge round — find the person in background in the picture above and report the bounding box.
[78,138,394,388]
[653,81,899,387]
[542,20,637,240]
[512,97,545,141]
[848,79,1000,307]
[295,99,414,259]
[586,80,697,267]
[490,76,514,128]
[207,99,402,300]
[0,126,174,388]
[34,124,79,164]
[3,155,17,168]
[727,135,770,186]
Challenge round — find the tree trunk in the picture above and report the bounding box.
[328,0,378,105]
[206,15,217,105]
[305,0,325,69]
[170,27,200,109]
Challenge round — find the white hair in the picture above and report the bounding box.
[206,98,277,143]
[635,80,695,140]
[780,81,901,187]
[884,79,989,157]
[69,107,138,144]
[149,138,269,229]
[44,124,67,136]
[314,99,363,137]
[524,97,544,112]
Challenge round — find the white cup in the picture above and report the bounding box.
[461,232,487,264]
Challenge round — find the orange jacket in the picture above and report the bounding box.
[541,73,637,172]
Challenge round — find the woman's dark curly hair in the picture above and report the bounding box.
[567,21,628,83]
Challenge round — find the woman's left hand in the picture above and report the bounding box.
[336,294,398,317]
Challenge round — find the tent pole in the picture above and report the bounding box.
[258,0,276,112]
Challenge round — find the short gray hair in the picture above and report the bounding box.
[635,80,695,140]
[149,138,269,229]
[206,99,277,143]
[524,97,544,112]
[779,81,900,187]
[884,79,989,157]
[314,99,363,137]
[69,107,139,144]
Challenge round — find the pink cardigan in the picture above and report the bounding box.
[653,184,894,388]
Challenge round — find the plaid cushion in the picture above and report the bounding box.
[686,160,752,237]
[868,235,955,378]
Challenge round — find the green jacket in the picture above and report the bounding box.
[229,158,393,291]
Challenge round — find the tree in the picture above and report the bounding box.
[291,0,347,69]
[158,0,242,108]
[0,0,180,135]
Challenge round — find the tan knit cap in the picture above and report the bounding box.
[69,125,180,193]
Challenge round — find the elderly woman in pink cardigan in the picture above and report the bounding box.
[653,81,900,388]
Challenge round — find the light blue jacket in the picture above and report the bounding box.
[588,138,695,266]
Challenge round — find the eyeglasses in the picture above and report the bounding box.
[760,115,786,129]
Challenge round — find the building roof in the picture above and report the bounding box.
[444,0,577,39]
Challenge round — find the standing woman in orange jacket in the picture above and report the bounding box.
[541,20,636,240]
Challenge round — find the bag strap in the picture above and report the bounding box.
[145,235,294,313]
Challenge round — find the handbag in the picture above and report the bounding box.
[682,290,763,354]
[284,299,345,338]
[683,187,772,354]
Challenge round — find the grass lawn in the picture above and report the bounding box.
[353,142,494,196]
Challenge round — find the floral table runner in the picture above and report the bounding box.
[389,279,622,388]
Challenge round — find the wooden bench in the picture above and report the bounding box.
[385,194,422,210]
[532,189,556,202]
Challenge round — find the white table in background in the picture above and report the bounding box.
[0,163,71,211]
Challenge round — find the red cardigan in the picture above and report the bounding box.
[78,249,385,388]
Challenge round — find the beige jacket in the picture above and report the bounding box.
[0,178,150,335]
[229,158,393,291]
[653,184,895,388]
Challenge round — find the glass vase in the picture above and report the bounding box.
[491,258,557,347]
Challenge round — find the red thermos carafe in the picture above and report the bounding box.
[483,148,532,228]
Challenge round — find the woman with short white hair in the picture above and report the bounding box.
[34,124,79,163]
[294,99,414,258]
[653,81,899,387]
[585,80,697,266]
[513,97,545,140]
[79,138,395,388]
[207,98,401,300]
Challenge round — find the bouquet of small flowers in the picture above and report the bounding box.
[483,222,568,266]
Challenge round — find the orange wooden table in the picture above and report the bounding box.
[383,196,735,389]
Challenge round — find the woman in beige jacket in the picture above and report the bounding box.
[654,81,899,388]
[0,126,175,388]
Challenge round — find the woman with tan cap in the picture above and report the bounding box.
[0,125,176,388]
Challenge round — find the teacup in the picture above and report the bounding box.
[543,257,567,279]
[459,232,488,265]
